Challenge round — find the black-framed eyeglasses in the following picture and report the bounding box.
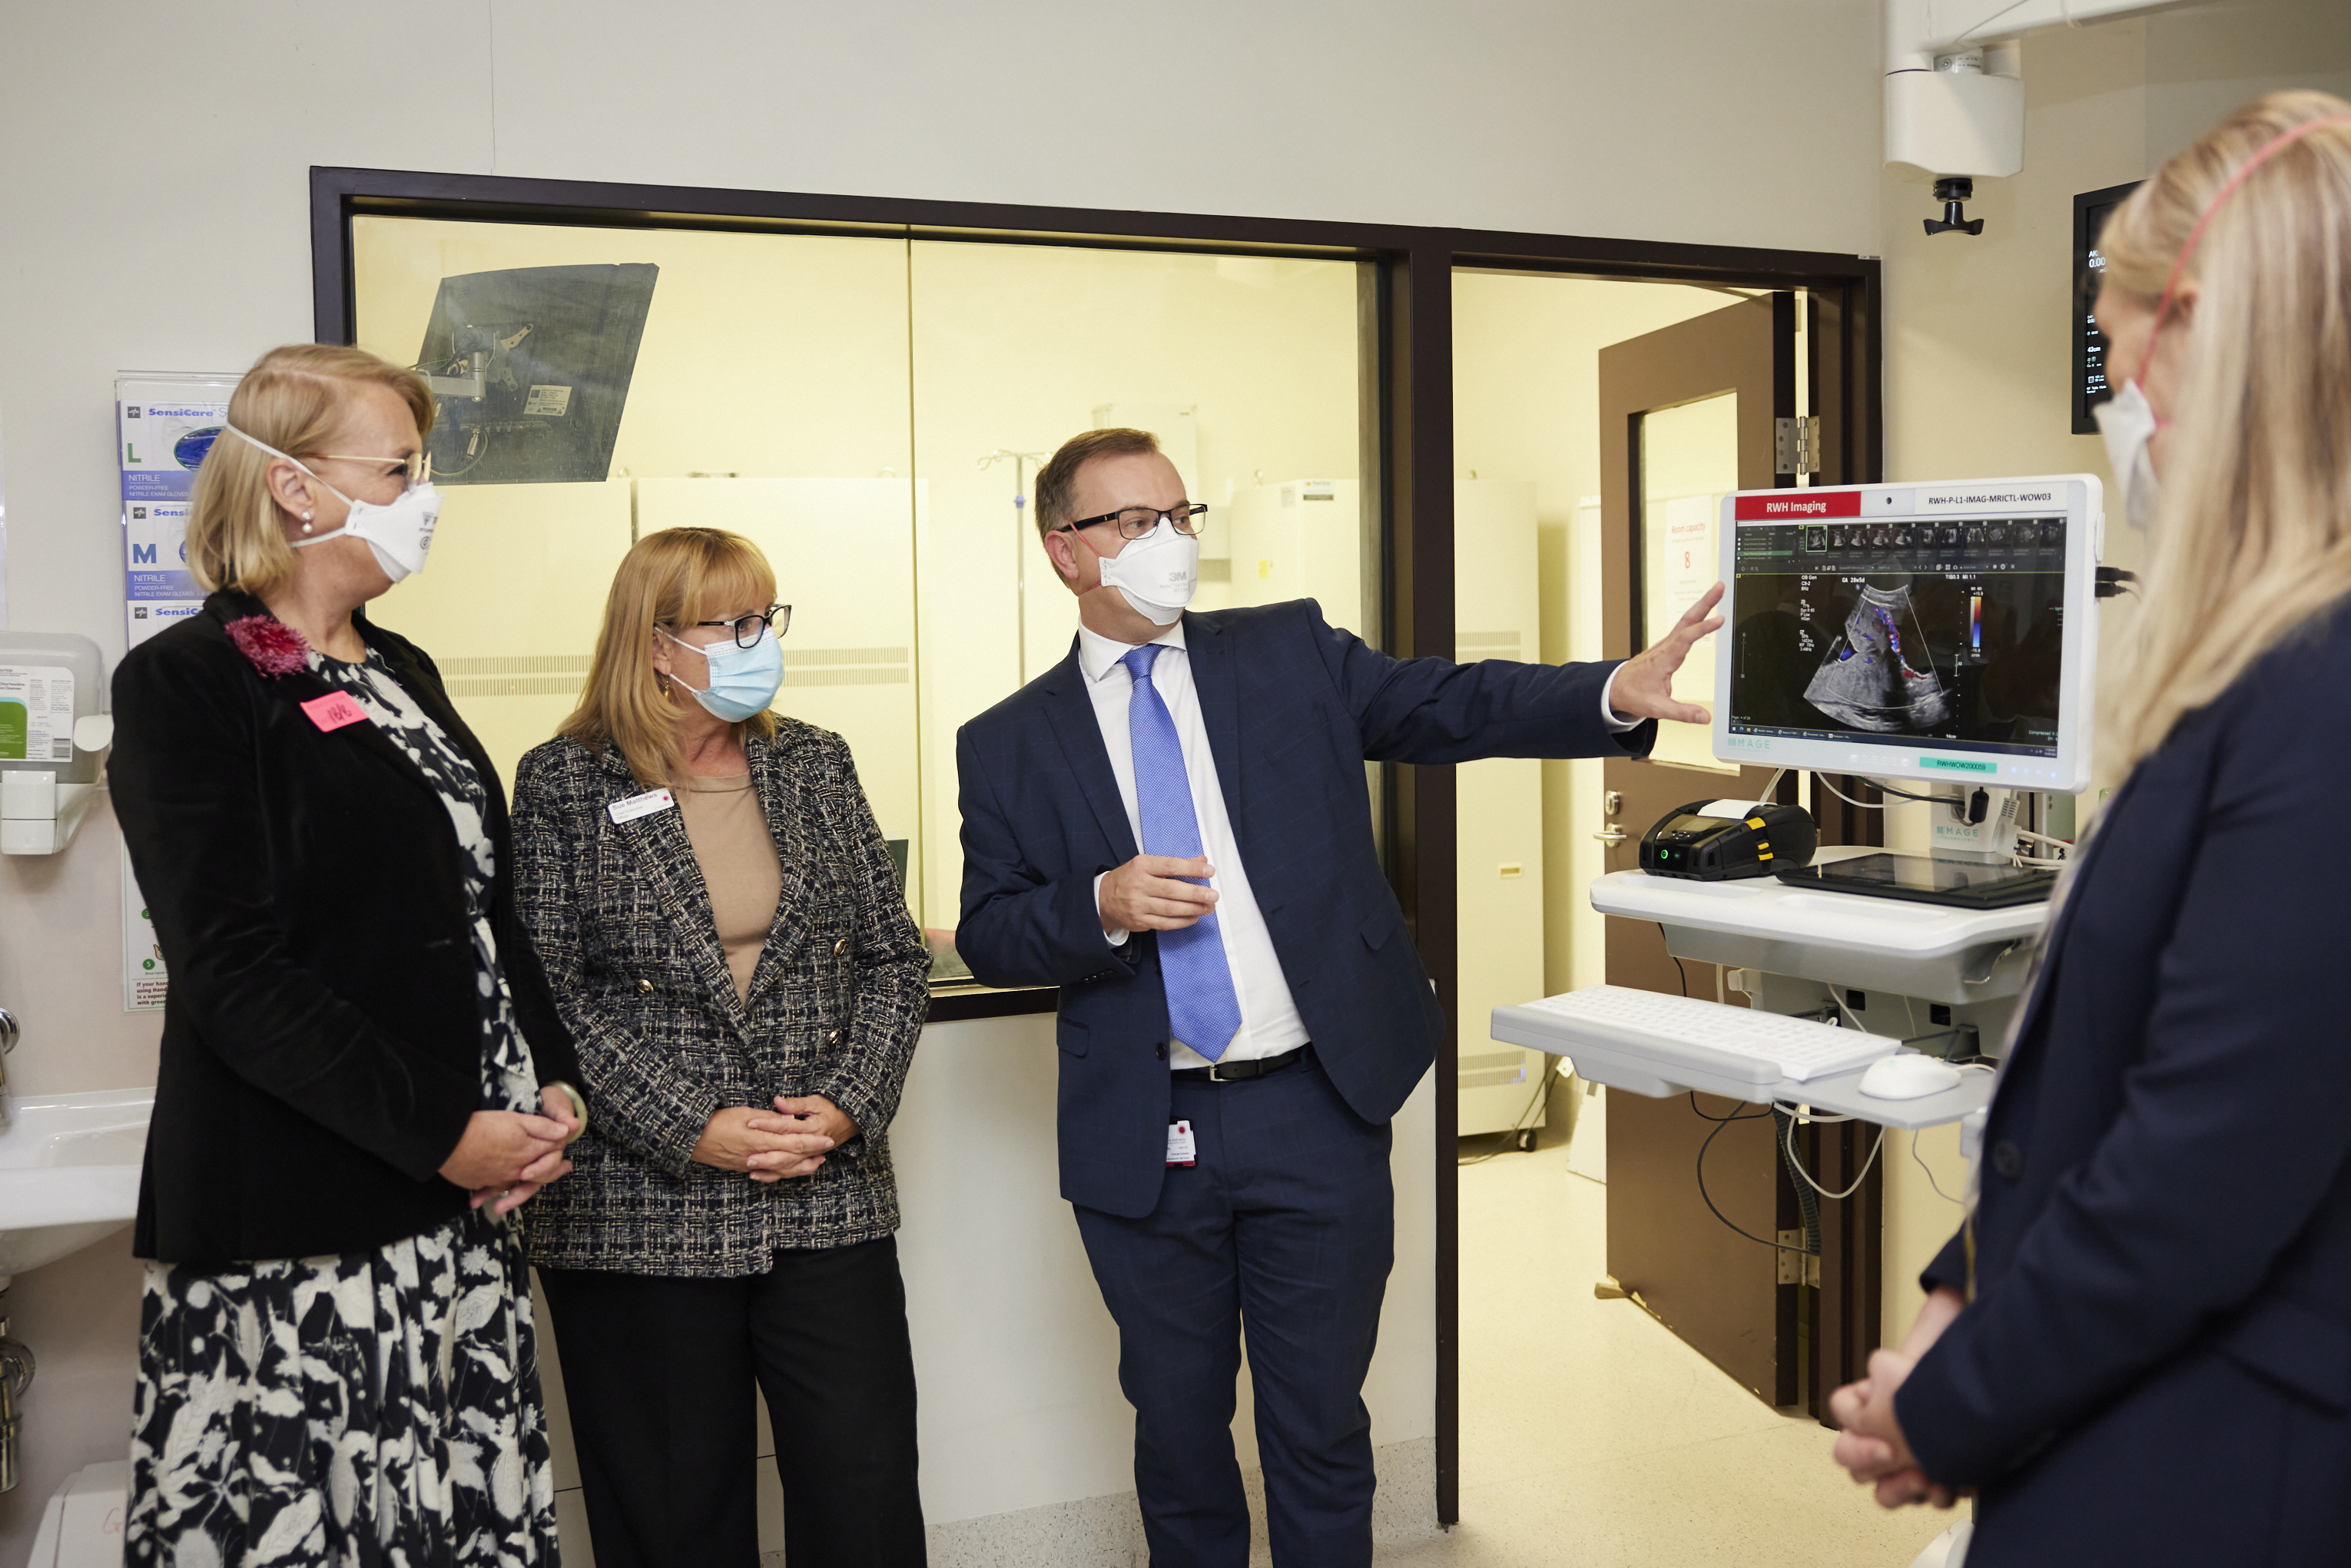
[679,603,791,648]
[1053,504,1209,540]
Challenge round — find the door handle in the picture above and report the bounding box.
[1593,825,1628,845]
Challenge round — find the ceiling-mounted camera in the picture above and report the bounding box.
[1924,177,1985,237]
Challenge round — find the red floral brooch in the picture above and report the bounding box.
[225,615,310,678]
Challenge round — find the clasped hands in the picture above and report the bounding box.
[438,1086,582,1215]
[692,1094,857,1184]
[1829,1284,1968,1510]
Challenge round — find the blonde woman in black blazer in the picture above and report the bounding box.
[111,344,584,1567]
[513,527,932,1568]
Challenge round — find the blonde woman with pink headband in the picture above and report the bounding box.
[1829,92,2351,1564]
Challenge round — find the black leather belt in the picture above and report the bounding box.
[1171,1045,1309,1083]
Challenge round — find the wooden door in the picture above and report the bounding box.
[1597,295,1801,1407]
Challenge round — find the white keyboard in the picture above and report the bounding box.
[1515,985,1895,1086]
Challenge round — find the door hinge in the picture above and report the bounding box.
[1777,1229,1820,1287]
[1774,416,1821,476]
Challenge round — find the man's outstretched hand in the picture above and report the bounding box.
[1608,582,1724,726]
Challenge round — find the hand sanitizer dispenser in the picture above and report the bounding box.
[0,632,112,856]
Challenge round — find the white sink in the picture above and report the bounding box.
[0,1089,151,1281]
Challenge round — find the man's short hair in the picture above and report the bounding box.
[1033,427,1162,544]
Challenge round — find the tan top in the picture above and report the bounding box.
[677,773,782,1005]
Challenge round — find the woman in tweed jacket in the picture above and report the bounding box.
[513,527,932,1568]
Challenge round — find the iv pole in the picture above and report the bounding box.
[979,449,1050,684]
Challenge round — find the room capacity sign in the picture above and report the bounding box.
[117,372,239,649]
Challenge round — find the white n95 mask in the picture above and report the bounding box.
[1095,519,1200,627]
[226,425,443,583]
[2094,380,2162,535]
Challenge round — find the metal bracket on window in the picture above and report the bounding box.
[1774,416,1821,476]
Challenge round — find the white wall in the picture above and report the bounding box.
[0,1,1888,1559]
[0,0,1887,670]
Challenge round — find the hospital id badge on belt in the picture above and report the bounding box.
[1166,1120,1196,1168]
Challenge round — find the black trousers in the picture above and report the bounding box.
[538,1235,926,1568]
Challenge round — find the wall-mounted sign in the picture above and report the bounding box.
[123,844,166,1011]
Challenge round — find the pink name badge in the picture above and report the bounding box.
[300,692,370,733]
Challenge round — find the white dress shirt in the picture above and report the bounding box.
[1079,619,1640,1069]
[1079,622,1308,1067]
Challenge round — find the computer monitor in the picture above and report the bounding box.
[1713,476,2103,794]
[413,263,658,486]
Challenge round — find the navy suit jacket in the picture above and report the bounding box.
[1897,605,2351,1556]
[955,599,1654,1218]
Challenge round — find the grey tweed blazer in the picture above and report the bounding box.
[510,721,930,1276]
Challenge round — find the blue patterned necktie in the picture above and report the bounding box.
[1121,644,1244,1062]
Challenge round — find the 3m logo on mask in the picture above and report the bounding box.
[1096,519,1202,627]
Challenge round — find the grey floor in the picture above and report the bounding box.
[1379,1137,1958,1567]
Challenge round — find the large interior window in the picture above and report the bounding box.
[349,218,1374,987]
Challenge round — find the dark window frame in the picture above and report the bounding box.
[312,166,1883,1521]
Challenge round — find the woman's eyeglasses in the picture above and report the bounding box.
[303,452,431,486]
[682,604,792,648]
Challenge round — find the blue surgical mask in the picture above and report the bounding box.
[658,624,784,722]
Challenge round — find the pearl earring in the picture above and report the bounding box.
[300,510,314,535]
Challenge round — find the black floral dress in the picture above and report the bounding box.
[124,645,559,1568]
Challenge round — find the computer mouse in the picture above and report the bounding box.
[1858,1053,1964,1100]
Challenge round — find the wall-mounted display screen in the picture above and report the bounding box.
[2073,181,2141,435]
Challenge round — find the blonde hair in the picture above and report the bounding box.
[559,528,780,787]
[2098,91,2351,773]
[184,344,435,596]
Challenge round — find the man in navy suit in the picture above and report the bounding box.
[955,428,1719,1567]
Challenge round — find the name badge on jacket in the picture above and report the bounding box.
[300,692,371,733]
[608,788,675,825]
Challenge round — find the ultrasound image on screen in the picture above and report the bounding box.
[1727,517,2066,757]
